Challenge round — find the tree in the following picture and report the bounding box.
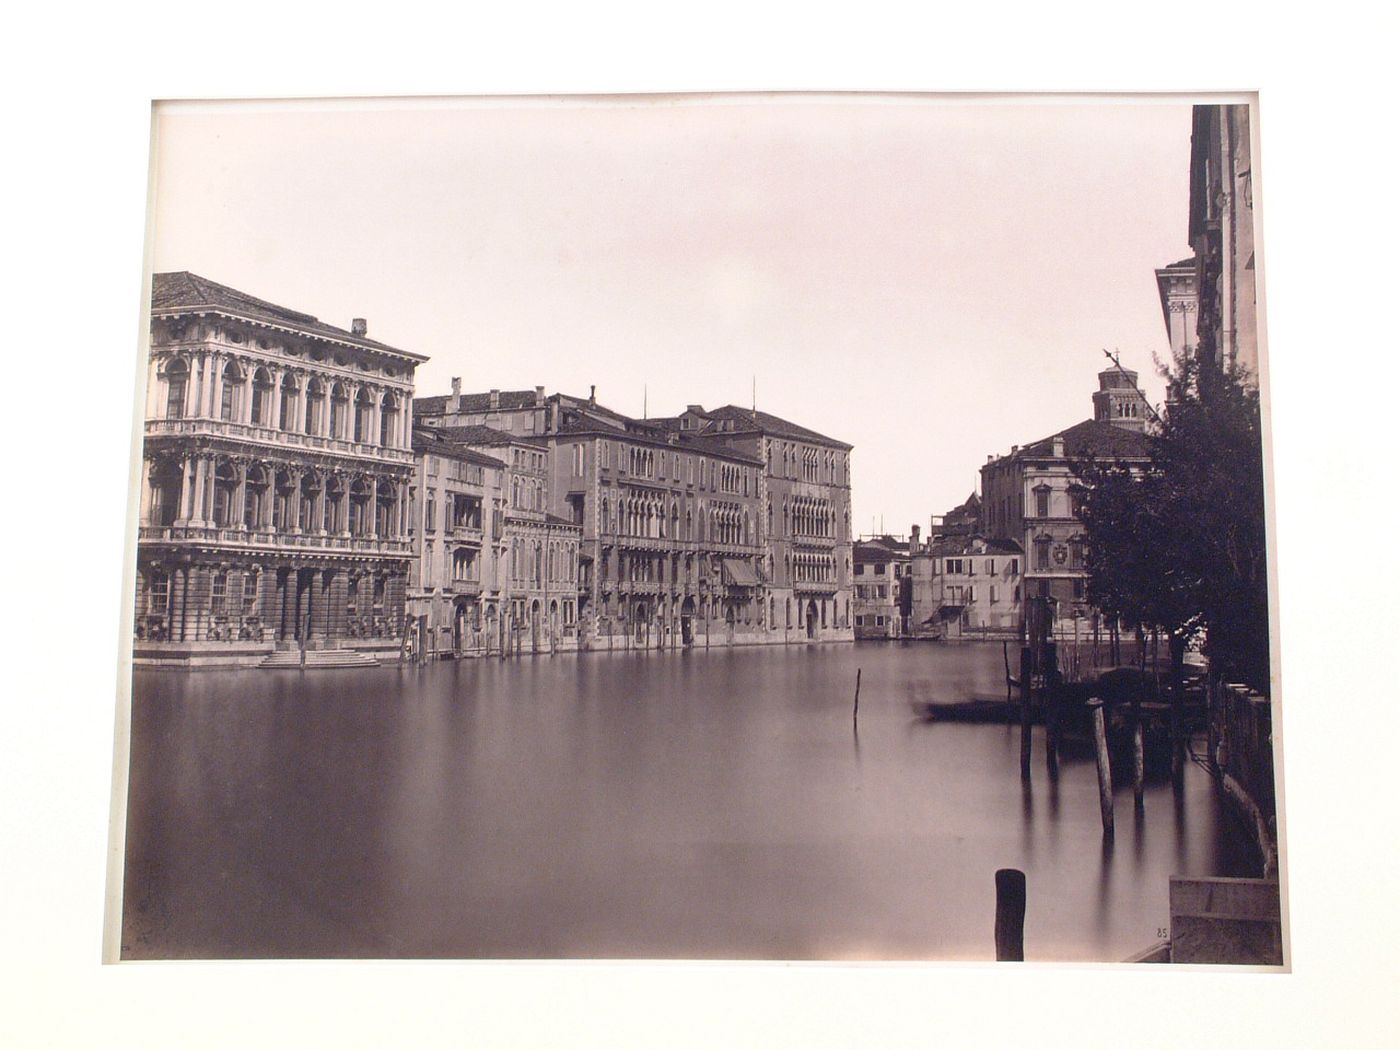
[1075,350,1269,694]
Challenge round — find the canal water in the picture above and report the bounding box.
[120,641,1257,961]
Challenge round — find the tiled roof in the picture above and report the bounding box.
[923,535,1023,558]
[429,424,546,448]
[674,431,765,464]
[411,429,508,469]
[414,390,541,415]
[1000,418,1152,463]
[702,405,852,450]
[151,271,426,362]
[855,540,909,564]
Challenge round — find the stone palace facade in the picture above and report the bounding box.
[133,273,423,666]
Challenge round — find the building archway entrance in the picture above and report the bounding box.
[530,599,541,652]
[806,599,818,639]
[453,600,469,654]
[295,567,316,644]
[680,596,695,646]
[634,601,648,645]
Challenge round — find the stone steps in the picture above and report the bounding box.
[258,648,381,669]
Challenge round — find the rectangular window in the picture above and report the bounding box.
[242,571,258,614]
[426,496,435,532]
[1035,489,1050,517]
[210,571,227,616]
[149,573,169,616]
[1034,540,1050,571]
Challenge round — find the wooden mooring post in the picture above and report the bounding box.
[994,868,1026,961]
[1132,698,1145,812]
[1019,645,1033,780]
[1089,698,1114,836]
[852,668,861,729]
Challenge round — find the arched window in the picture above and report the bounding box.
[279,375,299,431]
[212,461,238,527]
[150,459,184,526]
[250,368,273,426]
[323,475,344,533]
[272,470,296,531]
[329,383,348,438]
[164,359,189,419]
[354,388,373,443]
[244,465,269,529]
[379,392,397,448]
[219,361,244,422]
[306,378,324,436]
[348,479,371,536]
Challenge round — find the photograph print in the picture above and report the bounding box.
[113,93,1283,965]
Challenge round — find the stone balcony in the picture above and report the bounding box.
[448,524,485,544]
[444,577,484,596]
[600,534,762,558]
[138,523,413,557]
[144,417,415,467]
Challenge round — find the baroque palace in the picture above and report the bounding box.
[133,274,854,666]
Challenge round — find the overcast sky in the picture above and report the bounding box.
[151,95,1194,536]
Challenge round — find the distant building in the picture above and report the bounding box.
[408,428,507,657]
[853,536,911,639]
[418,385,837,649]
[979,371,1151,629]
[930,492,980,541]
[134,272,423,666]
[651,405,855,643]
[910,534,1023,638]
[427,424,583,654]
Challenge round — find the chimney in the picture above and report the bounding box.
[910,524,921,556]
[1052,435,1065,458]
[589,384,596,406]
[535,385,545,406]
[451,377,461,396]
[351,318,367,337]
[489,389,501,410]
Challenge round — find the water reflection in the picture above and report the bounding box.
[121,641,1258,961]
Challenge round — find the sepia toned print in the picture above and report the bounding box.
[116,94,1281,964]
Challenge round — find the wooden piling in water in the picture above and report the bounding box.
[852,668,861,728]
[994,868,1026,961]
[1019,646,1033,780]
[1132,700,1145,811]
[1089,699,1114,836]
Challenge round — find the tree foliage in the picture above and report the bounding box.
[1075,350,1270,692]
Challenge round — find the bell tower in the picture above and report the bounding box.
[1092,366,1150,432]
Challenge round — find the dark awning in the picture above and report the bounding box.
[722,558,759,587]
